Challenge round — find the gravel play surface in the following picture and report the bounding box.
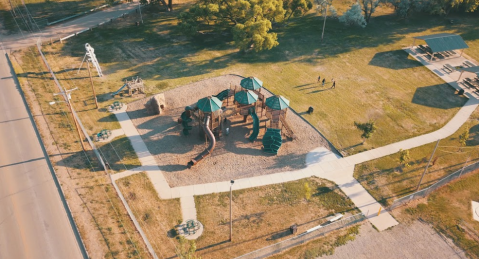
[127,75,335,187]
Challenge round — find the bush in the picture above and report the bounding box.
[339,3,367,28]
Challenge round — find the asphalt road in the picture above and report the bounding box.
[1,1,140,50]
[0,49,84,258]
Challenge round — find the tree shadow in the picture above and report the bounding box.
[368,50,422,70]
[412,84,468,109]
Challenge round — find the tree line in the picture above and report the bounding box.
[170,0,479,51]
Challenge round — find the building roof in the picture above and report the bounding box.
[414,33,469,53]
[458,66,479,75]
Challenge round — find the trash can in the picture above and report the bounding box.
[290,224,297,234]
[307,107,314,114]
[458,89,465,95]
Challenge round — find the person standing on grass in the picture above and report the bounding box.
[322,78,325,86]
[331,80,336,89]
[318,75,321,82]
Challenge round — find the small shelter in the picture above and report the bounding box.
[240,77,263,91]
[412,33,469,60]
[197,96,223,137]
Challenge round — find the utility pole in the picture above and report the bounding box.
[51,88,86,151]
[87,61,98,109]
[230,180,235,242]
[416,139,440,191]
[321,1,328,42]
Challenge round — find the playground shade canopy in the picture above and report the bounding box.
[458,66,479,75]
[240,77,263,90]
[413,33,469,53]
[234,90,258,105]
[266,95,290,110]
[197,96,223,112]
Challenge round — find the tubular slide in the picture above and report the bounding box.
[187,115,216,168]
[248,108,259,141]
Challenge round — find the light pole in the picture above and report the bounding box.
[138,1,143,24]
[50,88,86,151]
[230,179,235,242]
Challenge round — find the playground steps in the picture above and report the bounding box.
[262,128,282,154]
[279,116,297,140]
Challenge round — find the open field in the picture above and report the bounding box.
[398,171,479,258]
[354,107,479,206]
[26,3,479,156]
[194,177,358,258]
[117,172,183,259]
[126,75,334,187]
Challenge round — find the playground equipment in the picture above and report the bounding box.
[112,77,145,96]
[180,107,193,136]
[78,43,103,77]
[265,95,296,140]
[145,93,166,115]
[262,128,282,154]
[182,77,297,167]
[187,115,216,168]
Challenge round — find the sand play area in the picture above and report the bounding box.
[126,75,335,187]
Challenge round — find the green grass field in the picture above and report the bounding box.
[38,3,479,155]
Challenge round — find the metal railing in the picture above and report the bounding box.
[389,160,479,210]
[235,213,366,259]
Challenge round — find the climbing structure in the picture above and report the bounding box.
[112,77,145,96]
[180,108,193,136]
[262,128,282,154]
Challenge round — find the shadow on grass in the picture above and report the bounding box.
[368,50,422,70]
[412,84,468,109]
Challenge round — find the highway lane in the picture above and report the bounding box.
[0,50,84,258]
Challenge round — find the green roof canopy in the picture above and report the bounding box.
[265,95,289,110]
[234,90,258,105]
[458,66,479,75]
[240,77,263,90]
[414,33,469,53]
[197,96,222,112]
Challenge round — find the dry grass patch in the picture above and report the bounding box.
[194,177,357,258]
[400,171,479,258]
[77,180,152,258]
[117,172,182,258]
[354,107,479,207]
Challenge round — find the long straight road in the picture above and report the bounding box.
[1,1,139,50]
[0,49,84,258]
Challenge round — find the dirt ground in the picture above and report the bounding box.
[127,74,335,187]
[322,220,466,259]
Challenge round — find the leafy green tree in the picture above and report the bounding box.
[354,120,377,141]
[359,0,379,23]
[178,0,287,51]
[398,149,411,168]
[459,127,469,149]
[339,2,367,27]
[176,236,200,259]
[284,0,313,20]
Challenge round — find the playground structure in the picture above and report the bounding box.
[112,77,145,97]
[181,77,297,167]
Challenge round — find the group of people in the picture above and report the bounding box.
[317,75,336,89]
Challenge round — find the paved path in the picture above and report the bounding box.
[322,221,466,259]
[1,1,140,50]
[0,46,85,258]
